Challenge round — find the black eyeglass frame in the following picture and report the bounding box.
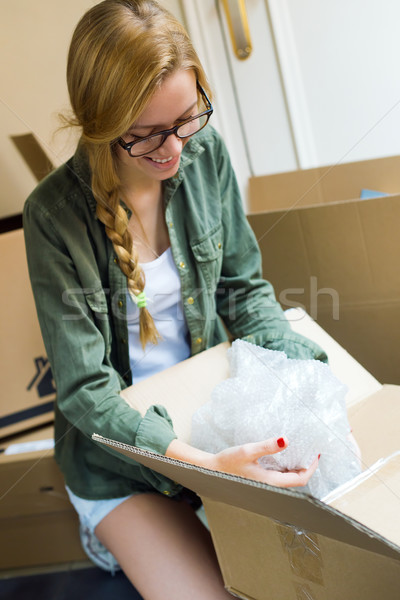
[118,83,213,158]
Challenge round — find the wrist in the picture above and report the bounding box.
[166,438,215,470]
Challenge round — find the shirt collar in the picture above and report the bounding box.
[163,135,205,200]
[71,142,98,216]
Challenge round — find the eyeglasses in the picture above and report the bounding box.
[118,83,213,158]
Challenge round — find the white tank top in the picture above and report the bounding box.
[126,247,191,384]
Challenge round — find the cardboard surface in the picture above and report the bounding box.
[96,318,400,599]
[248,154,400,212]
[347,385,400,467]
[10,133,54,183]
[0,425,86,570]
[93,437,400,562]
[0,229,55,438]
[247,155,400,385]
[0,426,69,520]
[95,380,400,598]
[120,342,230,442]
[205,499,400,600]
[329,452,400,546]
[0,511,86,570]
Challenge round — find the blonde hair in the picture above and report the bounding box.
[65,0,211,349]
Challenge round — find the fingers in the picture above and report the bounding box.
[242,437,288,461]
[215,439,321,489]
[261,455,320,488]
[242,448,320,488]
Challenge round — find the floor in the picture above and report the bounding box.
[0,562,144,600]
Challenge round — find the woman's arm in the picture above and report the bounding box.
[213,132,327,362]
[166,437,320,488]
[23,191,177,461]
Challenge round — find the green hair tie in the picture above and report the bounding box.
[134,291,147,309]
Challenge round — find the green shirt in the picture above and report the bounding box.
[23,126,327,500]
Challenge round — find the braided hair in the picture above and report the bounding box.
[64,0,211,347]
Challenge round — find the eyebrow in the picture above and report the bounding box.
[130,99,198,132]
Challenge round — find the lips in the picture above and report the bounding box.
[144,154,180,170]
[150,156,173,164]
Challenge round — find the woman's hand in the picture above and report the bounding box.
[166,437,320,488]
[208,437,319,488]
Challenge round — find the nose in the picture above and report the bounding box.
[160,131,183,156]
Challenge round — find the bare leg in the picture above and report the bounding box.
[95,493,233,600]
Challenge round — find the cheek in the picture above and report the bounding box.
[114,146,144,175]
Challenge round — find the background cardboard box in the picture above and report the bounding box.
[246,154,400,385]
[0,228,55,438]
[0,425,86,570]
[93,313,400,599]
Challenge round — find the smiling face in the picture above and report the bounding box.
[115,69,198,186]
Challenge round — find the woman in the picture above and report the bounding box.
[23,1,326,597]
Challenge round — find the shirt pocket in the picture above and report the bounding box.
[190,224,223,292]
[85,288,111,356]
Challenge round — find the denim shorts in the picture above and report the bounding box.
[66,486,135,533]
[66,486,208,573]
[66,486,136,573]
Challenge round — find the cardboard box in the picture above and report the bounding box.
[0,228,55,438]
[93,312,400,599]
[10,133,54,184]
[0,425,86,570]
[246,154,400,385]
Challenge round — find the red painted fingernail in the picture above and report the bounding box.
[277,437,285,448]
[318,454,321,460]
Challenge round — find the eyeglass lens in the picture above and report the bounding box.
[128,113,209,157]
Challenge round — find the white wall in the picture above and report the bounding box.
[270,0,400,168]
[0,1,97,219]
[0,0,184,220]
[182,0,400,206]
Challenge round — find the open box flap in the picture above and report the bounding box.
[248,154,400,213]
[112,321,400,563]
[327,452,400,547]
[92,433,400,562]
[348,385,400,466]
[246,189,400,385]
[120,342,230,443]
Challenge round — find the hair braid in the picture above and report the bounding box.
[91,146,161,349]
[65,0,212,347]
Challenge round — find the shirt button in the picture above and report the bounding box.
[217,242,222,249]
[163,490,171,496]
[195,337,202,344]
[118,300,123,308]
[114,257,118,263]
[168,222,173,228]
[187,297,194,305]
[179,261,185,269]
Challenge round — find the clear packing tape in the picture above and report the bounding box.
[276,521,323,598]
[191,340,362,499]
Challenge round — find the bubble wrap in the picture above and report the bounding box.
[191,340,362,499]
